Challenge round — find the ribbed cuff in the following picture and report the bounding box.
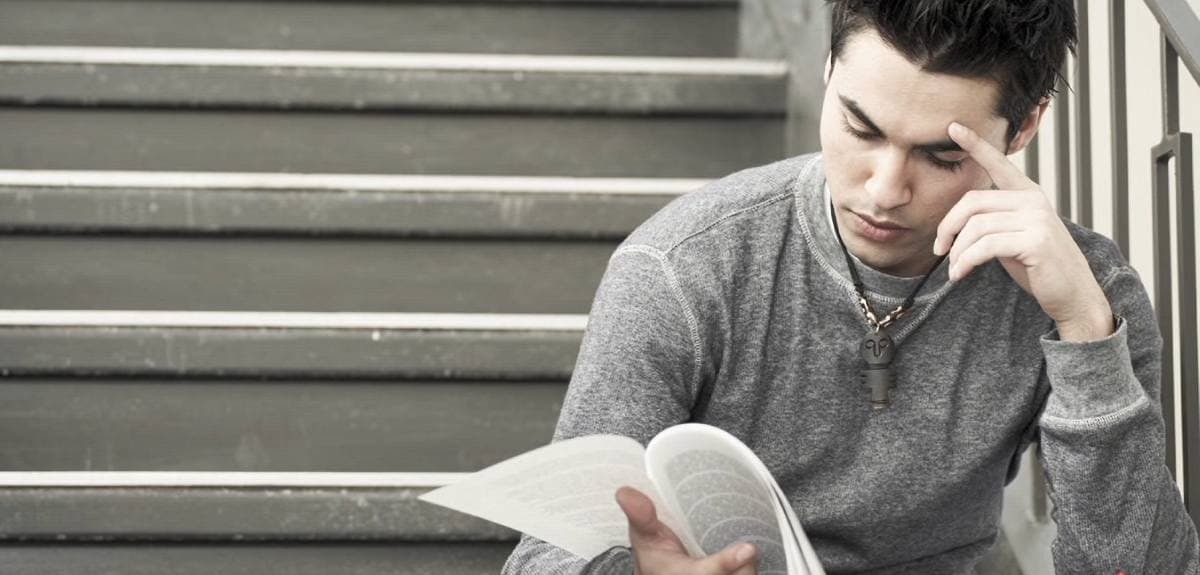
[1040,316,1145,421]
[582,546,634,575]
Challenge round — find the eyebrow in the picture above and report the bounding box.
[838,93,964,155]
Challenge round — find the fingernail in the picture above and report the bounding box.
[736,544,756,562]
[949,122,966,137]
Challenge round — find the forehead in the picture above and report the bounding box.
[832,30,1006,143]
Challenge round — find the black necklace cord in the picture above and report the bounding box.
[829,202,948,318]
[829,201,867,293]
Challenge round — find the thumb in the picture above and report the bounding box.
[698,542,757,575]
[616,486,666,543]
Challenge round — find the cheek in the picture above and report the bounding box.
[956,161,996,191]
[818,99,862,157]
[911,174,975,229]
[819,129,868,179]
[928,196,963,227]
[818,109,840,154]
[819,119,864,194]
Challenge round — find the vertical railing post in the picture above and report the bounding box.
[1151,30,1198,526]
[1075,0,1093,228]
[1054,71,1072,219]
[1109,0,1129,257]
[1152,133,1178,482]
[1174,132,1197,526]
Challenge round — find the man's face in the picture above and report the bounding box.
[820,30,1013,277]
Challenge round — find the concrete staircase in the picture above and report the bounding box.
[0,0,788,572]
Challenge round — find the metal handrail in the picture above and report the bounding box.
[1028,0,1199,529]
[1143,0,1199,528]
[1144,0,1200,82]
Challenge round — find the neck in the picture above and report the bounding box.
[867,250,942,279]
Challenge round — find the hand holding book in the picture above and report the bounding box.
[617,485,760,575]
[419,423,826,574]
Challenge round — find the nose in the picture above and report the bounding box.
[864,147,912,211]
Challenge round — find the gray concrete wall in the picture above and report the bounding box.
[738,0,829,155]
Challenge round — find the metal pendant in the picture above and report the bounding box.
[859,330,897,409]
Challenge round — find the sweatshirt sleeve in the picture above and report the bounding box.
[1037,267,1200,574]
[501,244,705,575]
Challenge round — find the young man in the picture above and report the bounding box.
[504,1,1200,573]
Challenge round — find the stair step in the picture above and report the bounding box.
[0,311,584,377]
[0,313,575,470]
[0,171,691,237]
[0,234,615,313]
[0,473,512,540]
[0,377,564,471]
[0,48,787,115]
[0,171,681,313]
[0,49,787,177]
[0,0,738,57]
[0,109,782,179]
[0,543,515,575]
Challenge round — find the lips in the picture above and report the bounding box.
[855,212,905,230]
[850,211,908,242]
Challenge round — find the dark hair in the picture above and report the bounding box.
[827,0,1077,146]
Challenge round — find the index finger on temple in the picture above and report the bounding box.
[948,122,1025,188]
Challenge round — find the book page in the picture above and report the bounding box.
[768,475,826,575]
[644,424,792,574]
[419,434,682,560]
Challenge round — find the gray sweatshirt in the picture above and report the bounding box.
[502,153,1200,574]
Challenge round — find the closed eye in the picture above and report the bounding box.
[841,115,881,141]
[922,149,966,172]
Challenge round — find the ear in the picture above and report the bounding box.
[824,53,833,85]
[1005,97,1051,155]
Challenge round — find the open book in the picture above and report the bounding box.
[420,423,826,574]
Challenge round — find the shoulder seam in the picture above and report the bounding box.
[664,191,795,255]
[612,245,703,399]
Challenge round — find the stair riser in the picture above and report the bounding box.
[0,64,786,116]
[0,0,737,57]
[0,186,678,238]
[0,543,515,575]
[0,327,581,379]
[0,487,514,540]
[0,379,563,471]
[0,235,613,313]
[0,109,784,178]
